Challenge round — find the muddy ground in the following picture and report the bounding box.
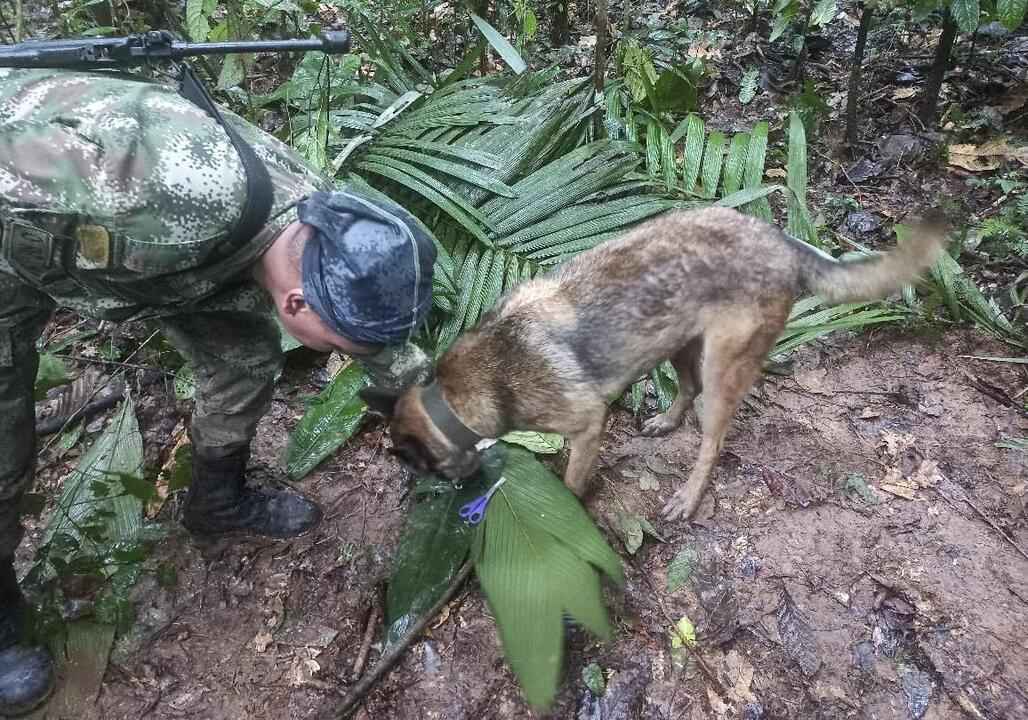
[27,326,1020,720]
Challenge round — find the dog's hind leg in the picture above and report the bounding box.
[663,308,786,520]
[641,335,704,437]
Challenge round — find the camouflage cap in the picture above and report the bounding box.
[298,190,435,345]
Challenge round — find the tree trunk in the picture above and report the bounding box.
[475,0,490,75]
[550,0,569,46]
[593,0,609,93]
[845,2,874,151]
[918,7,958,126]
[791,7,813,82]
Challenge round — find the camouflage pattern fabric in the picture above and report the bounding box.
[0,68,428,556]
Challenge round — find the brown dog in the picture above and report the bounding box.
[362,207,943,520]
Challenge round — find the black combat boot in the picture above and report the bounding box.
[0,559,54,717]
[180,444,323,539]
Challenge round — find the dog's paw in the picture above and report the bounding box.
[640,413,682,437]
[662,487,703,521]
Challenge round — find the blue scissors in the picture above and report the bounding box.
[458,476,507,525]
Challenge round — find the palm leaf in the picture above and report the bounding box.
[742,122,772,219]
[681,114,706,194]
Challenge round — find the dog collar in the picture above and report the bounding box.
[421,382,482,451]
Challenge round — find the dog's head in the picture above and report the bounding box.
[361,385,481,481]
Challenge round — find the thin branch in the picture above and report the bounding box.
[336,560,474,718]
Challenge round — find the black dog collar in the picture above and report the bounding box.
[421,382,482,450]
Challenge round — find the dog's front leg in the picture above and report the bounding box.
[562,416,607,498]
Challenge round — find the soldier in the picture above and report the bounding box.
[0,67,436,715]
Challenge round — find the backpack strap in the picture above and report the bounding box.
[177,63,274,256]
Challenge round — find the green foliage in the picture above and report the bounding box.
[470,12,527,74]
[474,444,623,709]
[385,477,483,647]
[285,361,370,479]
[174,364,196,401]
[34,352,71,401]
[739,68,759,105]
[950,0,982,32]
[997,0,1028,29]
[25,397,162,642]
[582,662,606,695]
[667,546,699,592]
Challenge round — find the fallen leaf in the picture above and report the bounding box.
[667,547,699,592]
[723,649,757,704]
[859,407,881,419]
[766,167,788,178]
[254,631,273,653]
[879,480,918,500]
[670,616,697,648]
[582,662,606,695]
[948,140,1028,172]
[893,87,918,99]
[638,470,660,491]
[645,455,677,476]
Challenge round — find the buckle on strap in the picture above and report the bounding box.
[1,217,64,284]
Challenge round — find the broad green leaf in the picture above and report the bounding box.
[582,662,606,695]
[285,362,370,479]
[723,133,750,195]
[500,431,565,454]
[786,110,812,243]
[716,184,785,208]
[810,0,838,25]
[43,397,144,552]
[681,114,705,194]
[216,53,245,90]
[770,11,792,41]
[185,0,210,41]
[174,365,195,401]
[645,119,662,179]
[386,480,482,647]
[739,68,759,105]
[742,122,772,220]
[667,547,698,592]
[998,0,1027,28]
[475,500,567,708]
[35,352,70,401]
[615,512,645,554]
[470,12,528,74]
[996,437,1028,451]
[57,422,83,456]
[950,0,980,32]
[488,444,623,583]
[700,131,726,198]
[474,443,620,709]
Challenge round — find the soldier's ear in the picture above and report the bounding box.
[360,387,400,417]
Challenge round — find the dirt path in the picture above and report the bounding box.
[82,327,1027,720]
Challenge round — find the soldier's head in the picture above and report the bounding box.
[260,190,436,360]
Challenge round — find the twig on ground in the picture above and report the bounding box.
[337,560,473,718]
[935,487,1028,564]
[352,604,382,679]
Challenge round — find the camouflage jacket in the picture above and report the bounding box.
[0,67,331,320]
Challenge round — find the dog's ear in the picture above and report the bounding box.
[359,387,401,417]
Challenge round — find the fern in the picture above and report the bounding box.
[739,68,759,105]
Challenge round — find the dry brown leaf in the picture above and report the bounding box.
[766,167,788,178]
[949,140,1028,172]
[860,407,881,419]
[253,631,273,654]
[892,87,917,100]
[879,481,917,500]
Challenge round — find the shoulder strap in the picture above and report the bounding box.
[177,63,273,256]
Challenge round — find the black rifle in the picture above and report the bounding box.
[0,29,351,68]
[0,28,352,251]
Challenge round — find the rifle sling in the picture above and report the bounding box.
[177,63,274,257]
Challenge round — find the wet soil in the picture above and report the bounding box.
[77,327,1028,720]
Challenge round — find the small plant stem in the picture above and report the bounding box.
[919,7,958,126]
[845,1,874,153]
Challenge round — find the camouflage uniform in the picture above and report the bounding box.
[0,68,423,558]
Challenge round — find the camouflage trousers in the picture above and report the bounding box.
[0,273,285,560]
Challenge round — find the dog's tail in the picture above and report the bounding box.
[791,224,945,305]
